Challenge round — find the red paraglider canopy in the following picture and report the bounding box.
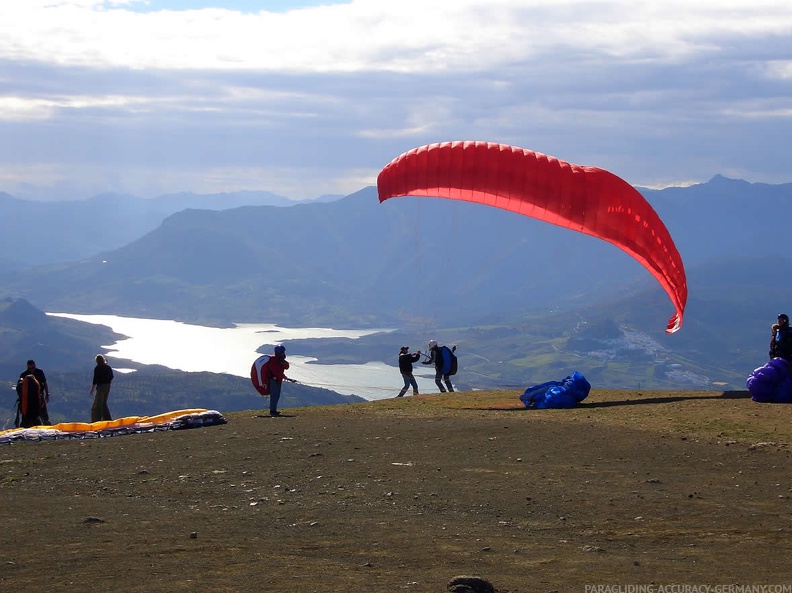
[376,141,687,333]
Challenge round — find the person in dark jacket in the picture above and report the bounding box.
[90,354,114,422]
[396,346,421,398]
[20,359,50,425]
[422,340,456,393]
[769,313,792,361]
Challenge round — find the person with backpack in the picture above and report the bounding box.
[396,346,421,397]
[90,354,114,422]
[19,359,50,425]
[255,345,297,416]
[422,340,457,393]
[770,313,792,361]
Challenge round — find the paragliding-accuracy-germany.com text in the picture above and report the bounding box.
[585,586,791,593]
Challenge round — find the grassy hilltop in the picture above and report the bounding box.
[1,389,791,592]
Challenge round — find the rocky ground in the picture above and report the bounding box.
[1,389,791,592]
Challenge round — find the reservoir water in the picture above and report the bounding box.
[47,313,438,400]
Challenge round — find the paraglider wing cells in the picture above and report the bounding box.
[376,141,688,333]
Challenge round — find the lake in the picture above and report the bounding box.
[46,313,438,400]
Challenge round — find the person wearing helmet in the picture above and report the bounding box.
[267,345,296,416]
[770,314,792,361]
[422,340,456,393]
[396,346,421,398]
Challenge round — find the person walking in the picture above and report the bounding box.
[20,359,51,425]
[422,340,457,393]
[90,354,114,422]
[396,346,421,398]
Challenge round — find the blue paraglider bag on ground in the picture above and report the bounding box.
[520,371,591,409]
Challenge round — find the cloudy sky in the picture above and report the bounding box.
[1,0,790,201]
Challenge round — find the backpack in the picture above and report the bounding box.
[15,374,42,428]
[250,354,274,396]
[439,345,458,376]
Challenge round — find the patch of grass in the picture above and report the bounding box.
[1,475,19,487]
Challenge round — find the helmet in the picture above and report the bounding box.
[400,346,409,351]
[779,314,789,323]
[273,345,286,356]
[428,340,437,349]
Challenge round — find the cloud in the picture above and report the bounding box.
[4,1,791,73]
[0,0,791,200]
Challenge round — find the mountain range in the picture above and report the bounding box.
[0,189,342,270]
[1,175,791,419]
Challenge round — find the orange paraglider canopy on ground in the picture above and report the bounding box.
[0,409,227,445]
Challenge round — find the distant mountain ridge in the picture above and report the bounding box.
[1,187,650,326]
[0,189,340,271]
[1,175,791,398]
[3,175,790,325]
[638,175,791,265]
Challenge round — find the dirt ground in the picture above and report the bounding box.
[1,389,791,593]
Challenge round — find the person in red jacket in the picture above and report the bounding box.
[266,345,296,416]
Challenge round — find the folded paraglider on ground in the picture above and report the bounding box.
[0,409,227,445]
[520,371,591,409]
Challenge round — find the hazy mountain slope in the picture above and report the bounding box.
[0,189,297,271]
[640,175,792,266]
[2,176,791,393]
[5,177,792,325]
[297,254,784,392]
[0,296,123,379]
[4,175,792,329]
[550,255,788,388]
[0,186,650,326]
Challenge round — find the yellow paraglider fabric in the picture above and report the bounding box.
[0,409,226,445]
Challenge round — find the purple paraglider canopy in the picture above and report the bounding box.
[746,358,792,403]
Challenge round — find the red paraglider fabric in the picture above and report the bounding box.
[376,141,687,333]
